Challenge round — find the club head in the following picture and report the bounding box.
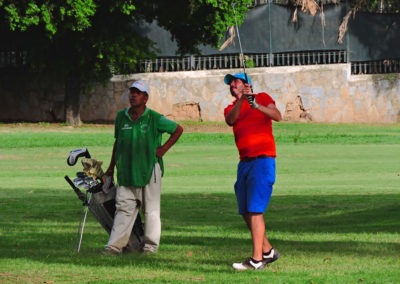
[89,180,98,187]
[73,177,83,183]
[232,2,237,9]
[76,171,87,178]
[74,179,86,187]
[81,184,90,190]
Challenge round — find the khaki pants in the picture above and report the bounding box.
[106,163,161,253]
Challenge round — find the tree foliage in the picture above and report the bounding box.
[0,0,251,125]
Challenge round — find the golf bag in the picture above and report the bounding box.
[65,148,144,253]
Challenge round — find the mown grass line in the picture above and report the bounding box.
[1,122,400,148]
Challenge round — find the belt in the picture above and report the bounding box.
[240,155,269,162]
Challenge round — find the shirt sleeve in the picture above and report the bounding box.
[259,92,275,106]
[158,115,178,134]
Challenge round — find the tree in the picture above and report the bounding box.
[0,0,251,125]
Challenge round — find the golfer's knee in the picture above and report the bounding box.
[116,200,138,214]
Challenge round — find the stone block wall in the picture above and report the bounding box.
[1,64,400,123]
[81,64,400,123]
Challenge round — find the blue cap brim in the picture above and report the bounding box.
[224,73,252,86]
[224,74,234,85]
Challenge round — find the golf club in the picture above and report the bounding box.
[232,2,254,102]
[65,175,86,202]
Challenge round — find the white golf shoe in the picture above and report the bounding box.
[232,258,265,270]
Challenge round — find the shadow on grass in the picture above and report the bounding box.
[162,193,400,234]
[1,191,399,269]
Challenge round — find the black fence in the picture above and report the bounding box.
[0,50,27,68]
[130,50,348,73]
[130,50,400,76]
[351,59,400,75]
[254,0,344,6]
[4,47,399,76]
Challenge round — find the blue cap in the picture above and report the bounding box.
[224,72,252,86]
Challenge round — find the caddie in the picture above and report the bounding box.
[224,72,282,270]
[103,80,183,254]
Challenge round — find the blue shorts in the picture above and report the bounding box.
[234,157,276,215]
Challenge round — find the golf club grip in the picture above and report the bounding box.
[64,175,86,201]
[243,73,254,94]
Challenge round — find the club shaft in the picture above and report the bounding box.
[232,3,246,76]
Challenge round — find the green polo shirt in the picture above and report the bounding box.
[114,107,178,186]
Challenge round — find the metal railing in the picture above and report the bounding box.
[274,50,347,66]
[0,50,27,68]
[351,59,400,75]
[2,49,400,76]
[130,50,348,73]
[253,0,343,6]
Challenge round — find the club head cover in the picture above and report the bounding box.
[67,148,91,166]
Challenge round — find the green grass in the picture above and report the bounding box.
[0,122,400,283]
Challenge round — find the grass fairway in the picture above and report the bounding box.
[0,122,400,283]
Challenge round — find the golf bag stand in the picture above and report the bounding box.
[87,184,144,253]
[65,168,144,253]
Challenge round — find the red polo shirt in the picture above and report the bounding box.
[224,92,276,160]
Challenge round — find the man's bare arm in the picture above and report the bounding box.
[156,125,183,158]
[104,140,117,176]
[256,103,282,122]
[225,95,247,126]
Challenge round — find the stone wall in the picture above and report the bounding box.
[2,64,400,123]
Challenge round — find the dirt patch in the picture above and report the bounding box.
[0,122,231,133]
[181,124,232,133]
[0,155,21,160]
[166,102,202,121]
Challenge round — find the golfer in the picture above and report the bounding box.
[103,80,183,254]
[224,73,281,270]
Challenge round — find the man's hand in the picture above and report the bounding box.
[243,83,252,95]
[247,94,259,109]
[102,175,113,193]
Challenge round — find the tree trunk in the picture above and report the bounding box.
[64,71,82,126]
